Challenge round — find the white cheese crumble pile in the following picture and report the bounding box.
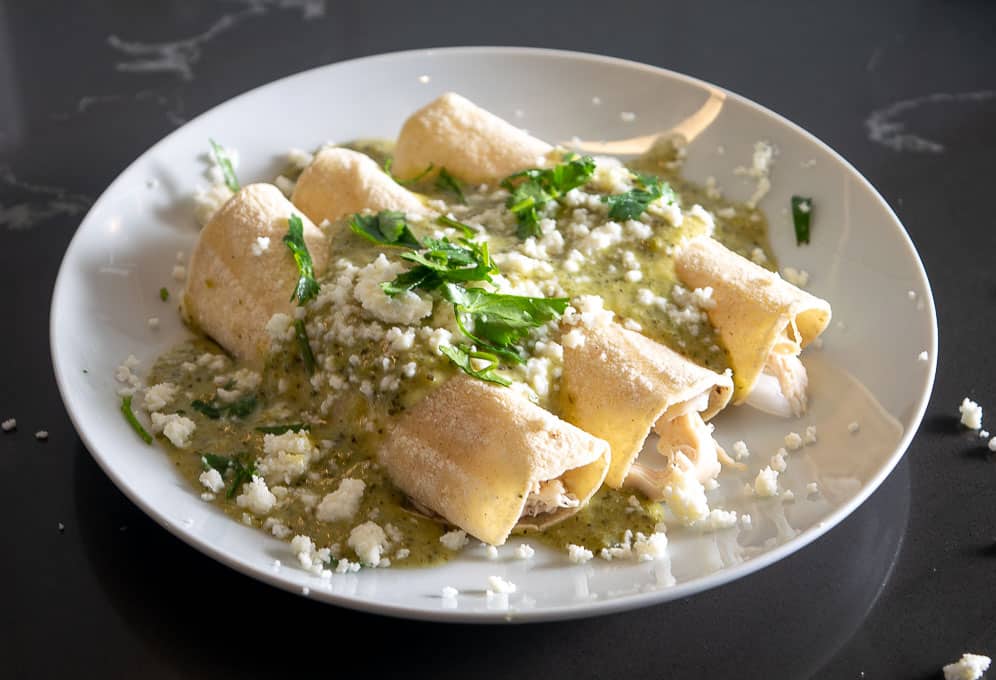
[943,653,991,680]
[2,418,16,432]
[567,544,594,564]
[753,466,779,498]
[514,544,535,560]
[959,398,983,430]
[487,575,517,595]
[316,478,365,523]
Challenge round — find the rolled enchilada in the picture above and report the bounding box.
[391,92,555,184]
[292,147,427,226]
[379,375,611,546]
[183,183,329,360]
[674,236,832,416]
[560,321,733,505]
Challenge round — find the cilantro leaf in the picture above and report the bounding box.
[349,211,421,249]
[384,159,435,185]
[198,452,256,499]
[159,287,169,302]
[382,237,497,297]
[443,285,569,356]
[502,155,595,238]
[436,214,476,238]
[191,395,258,420]
[283,214,321,305]
[435,168,466,204]
[603,172,676,221]
[201,453,232,472]
[120,395,152,444]
[209,139,240,193]
[791,196,812,245]
[439,345,511,387]
[191,399,223,419]
[294,319,316,375]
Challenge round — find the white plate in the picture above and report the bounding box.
[51,47,937,622]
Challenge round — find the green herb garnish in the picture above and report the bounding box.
[120,395,152,444]
[191,395,257,420]
[435,168,466,204]
[294,319,316,374]
[254,423,311,434]
[501,155,596,238]
[381,235,497,297]
[350,210,422,249]
[791,196,812,245]
[159,287,169,302]
[603,172,676,220]
[384,159,435,185]
[283,214,320,305]
[209,139,240,193]
[436,214,476,238]
[444,285,569,359]
[200,453,257,499]
[439,345,511,386]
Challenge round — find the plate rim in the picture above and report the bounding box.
[49,45,938,623]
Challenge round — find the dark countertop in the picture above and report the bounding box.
[2,2,995,677]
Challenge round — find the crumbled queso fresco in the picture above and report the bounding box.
[132,138,795,575]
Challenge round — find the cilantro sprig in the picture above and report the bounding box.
[294,319,316,375]
[501,155,596,238]
[352,210,570,386]
[791,196,812,245]
[191,395,258,420]
[350,210,421,249]
[603,172,676,220]
[201,452,257,499]
[283,214,321,305]
[443,285,569,362]
[383,159,435,185]
[120,395,153,444]
[435,168,466,204]
[439,345,511,386]
[209,139,240,193]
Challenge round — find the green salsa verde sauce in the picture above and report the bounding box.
[148,140,775,568]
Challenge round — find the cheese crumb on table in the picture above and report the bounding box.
[943,653,991,680]
[847,421,860,434]
[988,438,996,452]
[959,398,983,430]
[918,351,929,361]
[784,432,803,451]
[34,430,49,441]
[485,545,499,560]
[1,418,15,432]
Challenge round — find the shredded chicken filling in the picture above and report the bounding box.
[625,409,723,501]
[520,478,580,518]
[747,324,809,417]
